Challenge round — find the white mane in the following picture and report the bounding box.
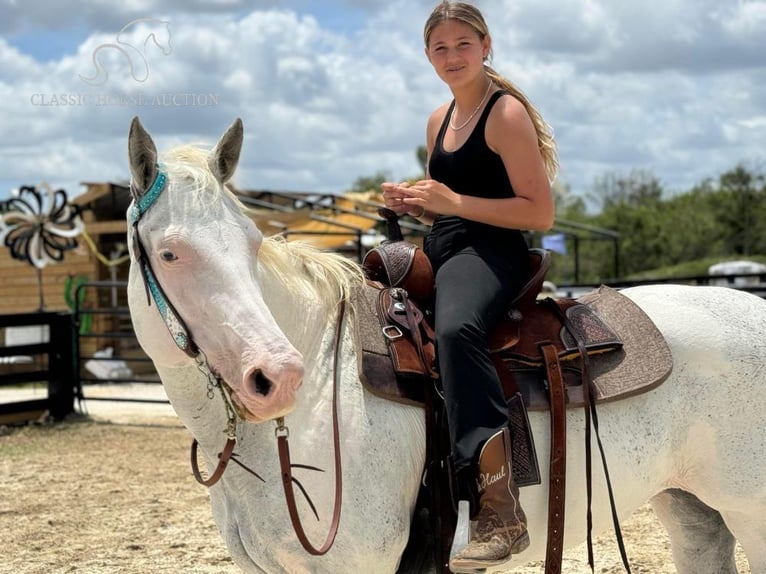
[259,236,364,310]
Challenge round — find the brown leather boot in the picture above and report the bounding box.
[449,427,529,571]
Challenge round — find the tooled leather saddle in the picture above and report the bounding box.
[357,209,672,574]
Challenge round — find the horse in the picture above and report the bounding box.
[126,117,766,574]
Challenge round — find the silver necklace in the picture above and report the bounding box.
[449,80,493,131]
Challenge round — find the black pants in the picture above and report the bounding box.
[425,236,528,475]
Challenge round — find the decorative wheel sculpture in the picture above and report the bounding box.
[0,184,84,310]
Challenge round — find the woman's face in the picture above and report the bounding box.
[425,19,489,89]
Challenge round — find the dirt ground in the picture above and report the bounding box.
[0,394,752,574]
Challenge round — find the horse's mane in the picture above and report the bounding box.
[161,143,364,310]
[259,236,364,309]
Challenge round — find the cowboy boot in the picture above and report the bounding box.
[449,427,529,571]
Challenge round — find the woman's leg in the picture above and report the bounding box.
[432,248,519,473]
[432,248,531,570]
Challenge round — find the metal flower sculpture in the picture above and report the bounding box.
[0,183,84,310]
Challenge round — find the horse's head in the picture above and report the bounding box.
[126,117,304,423]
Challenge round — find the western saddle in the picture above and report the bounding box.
[358,210,672,574]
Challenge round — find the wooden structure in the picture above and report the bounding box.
[240,189,427,257]
[0,182,132,315]
[0,181,427,384]
[1,182,136,379]
[0,311,76,424]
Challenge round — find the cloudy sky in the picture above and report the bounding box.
[0,0,764,205]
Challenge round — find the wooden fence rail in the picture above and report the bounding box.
[0,311,77,424]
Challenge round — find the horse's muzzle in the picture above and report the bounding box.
[234,360,304,422]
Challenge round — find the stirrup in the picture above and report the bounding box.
[448,500,485,574]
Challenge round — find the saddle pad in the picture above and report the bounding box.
[501,285,674,411]
[581,285,673,401]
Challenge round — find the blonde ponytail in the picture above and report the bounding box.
[485,66,559,182]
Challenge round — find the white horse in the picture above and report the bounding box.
[126,117,766,574]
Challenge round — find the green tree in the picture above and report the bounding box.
[658,182,726,265]
[349,171,390,194]
[588,169,663,212]
[587,170,665,277]
[416,145,427,176]
[711,165,766,256]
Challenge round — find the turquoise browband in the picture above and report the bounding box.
[129,168,167,225]
[131,166,196,356]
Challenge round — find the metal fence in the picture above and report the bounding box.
[73,280,168,406]
[558,271,766,299]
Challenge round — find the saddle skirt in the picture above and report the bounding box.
[353,283,673,412]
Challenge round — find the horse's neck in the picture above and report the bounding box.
[258,264,344,405]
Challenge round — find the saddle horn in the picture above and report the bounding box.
[377,208,404,243]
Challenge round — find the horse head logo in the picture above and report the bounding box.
[79,18,172,86]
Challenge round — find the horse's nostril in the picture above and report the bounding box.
[252,370,272,396]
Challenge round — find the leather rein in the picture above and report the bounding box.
[130,168,346,556]
[190,301,346,556]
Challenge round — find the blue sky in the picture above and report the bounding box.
[0,0,764,206]
[9,28,88,61]
[4,1,370,60]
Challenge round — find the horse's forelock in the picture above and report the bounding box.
[161,144,240,208]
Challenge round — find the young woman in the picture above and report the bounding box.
[382,1,558,570]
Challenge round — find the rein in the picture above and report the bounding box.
[131,168,346,556]
[189,302,346,555]
[276,300,345,555]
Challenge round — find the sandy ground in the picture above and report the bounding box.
[0,385,752,574]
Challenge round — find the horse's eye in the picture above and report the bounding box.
[160,250,177,262]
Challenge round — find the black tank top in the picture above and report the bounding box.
[429,90,514,200]
[426,90,529,261]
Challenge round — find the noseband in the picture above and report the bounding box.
[130,168,345,556]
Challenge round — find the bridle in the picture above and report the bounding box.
[130,168,345,555]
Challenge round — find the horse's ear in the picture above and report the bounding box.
[209,118,243,184]
[128,116,158,196]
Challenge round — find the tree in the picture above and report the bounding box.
[349,171,390,194]
[711,164,766,256]
[585,170,666,277]
[657,183,726,265]
[416,145,427,176]
[588,169,663,211]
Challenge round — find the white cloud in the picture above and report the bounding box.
[0,0,764,205]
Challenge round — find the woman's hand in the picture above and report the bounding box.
[381,181,425,217]
[397,179,459,217]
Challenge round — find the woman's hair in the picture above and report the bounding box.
[424,1,559,182]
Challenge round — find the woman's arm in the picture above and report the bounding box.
[397,95,554,231]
